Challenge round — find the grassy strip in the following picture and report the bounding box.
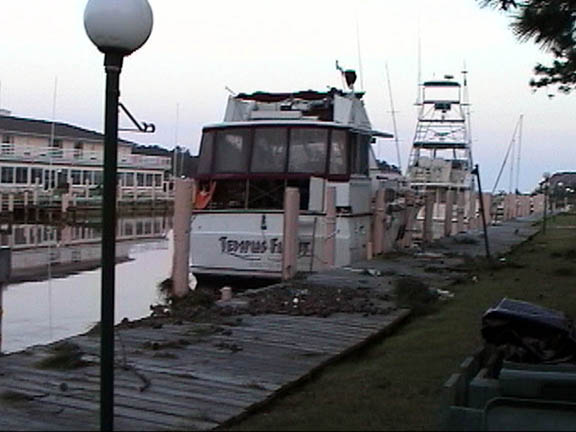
[226,214,576,431]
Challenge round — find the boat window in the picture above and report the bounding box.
[351,134,370,175]
[288,128,328,174]
[214,128,251,173]
[136,173,144,187]
[251,128,287,173]
[329,130,347,175]
[197,131,214,175]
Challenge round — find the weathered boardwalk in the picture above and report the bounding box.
[0,310,409,431]
[0,214,542,431]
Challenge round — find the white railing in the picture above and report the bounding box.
[0,144,171,169]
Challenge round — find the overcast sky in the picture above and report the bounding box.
[0,0,573,192]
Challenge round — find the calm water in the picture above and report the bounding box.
[0,218,177,354]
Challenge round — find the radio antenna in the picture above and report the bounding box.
[385,63,402,172]
[355,13,365,91]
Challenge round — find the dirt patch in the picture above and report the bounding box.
[393,277,438,316]
[232,282,394,318]
[149,280,395,322]
[34,342,92,370]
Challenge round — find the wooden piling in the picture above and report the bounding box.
[373,188,386,255]
[444,189,454,237]
[171,178,195,298]
[467,191,477,231]
[399,190,416,248]
[282,187,300,281]
[456,190,465,233]
[423,191,435,244]
[324,186,336,268]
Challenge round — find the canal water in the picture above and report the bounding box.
[0,215,180,354]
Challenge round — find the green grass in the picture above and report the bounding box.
[225,214,576,431]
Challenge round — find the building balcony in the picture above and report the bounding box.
[0,144,171,170]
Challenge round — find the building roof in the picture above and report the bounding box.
[0,114,133,146]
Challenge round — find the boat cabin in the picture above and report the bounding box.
[195,89,391,211]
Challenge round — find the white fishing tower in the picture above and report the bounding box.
[407,72,475,237]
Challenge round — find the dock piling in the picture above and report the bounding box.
[171,178,195,298]
[282,187,300,281]
[324,186,336,268]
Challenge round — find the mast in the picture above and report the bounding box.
[515,114,524,193]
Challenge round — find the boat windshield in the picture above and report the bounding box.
[196,125,370,180]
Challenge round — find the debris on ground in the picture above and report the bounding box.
[482,298,576,371]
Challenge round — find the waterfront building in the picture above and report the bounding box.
[0,110,171,199]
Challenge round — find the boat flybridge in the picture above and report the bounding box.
[190,73,393,281]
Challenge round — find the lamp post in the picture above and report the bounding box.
[83,1,153,430]
[542,172,550,234]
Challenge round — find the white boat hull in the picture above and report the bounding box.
[190,211,371,279]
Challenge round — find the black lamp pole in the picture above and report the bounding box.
[100,51,123,432]
[84,3,153,429]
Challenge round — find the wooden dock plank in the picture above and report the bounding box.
[0,307,410,431]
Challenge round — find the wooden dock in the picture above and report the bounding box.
[0,309,409,431]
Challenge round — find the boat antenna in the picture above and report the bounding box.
[515,114,524,193]
[462,64,474,169]
[415,11,422,105]
[385,62,402,172]
[355,12,365,91]
[225,86,237,96]
[173,103,180,177]
[335,60,345,89]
